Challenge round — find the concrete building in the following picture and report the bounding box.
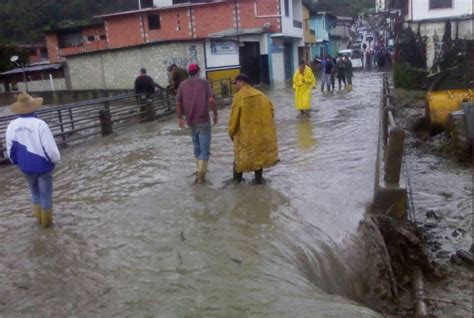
[309,12,337,59]
[44,0,304,87]
[46,22,108,63]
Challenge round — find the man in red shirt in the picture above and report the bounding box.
[176,64,217,184]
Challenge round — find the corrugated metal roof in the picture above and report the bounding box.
[0,63,64,76]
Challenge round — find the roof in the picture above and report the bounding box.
[0,63,64,76]
[45,20,104,33]
[95,0,230,19]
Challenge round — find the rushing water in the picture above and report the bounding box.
[0,72,385,317]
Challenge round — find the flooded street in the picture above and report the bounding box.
[0,72,385,317]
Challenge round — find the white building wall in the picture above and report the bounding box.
[271,52,285,83]
[375,0,388,12]
[280,0,304,38]
[409,0,473,21]
[409,18,473,70]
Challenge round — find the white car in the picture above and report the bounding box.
[337,49,363,68]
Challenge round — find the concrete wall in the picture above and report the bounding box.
[16,78,67,92]
[409,0,473,21]
[66,41,205,89]
[408,17,474,70]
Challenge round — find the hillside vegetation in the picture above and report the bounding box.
[0,0,138,44]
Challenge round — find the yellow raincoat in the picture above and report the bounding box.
[228,84,279,173]
[293,65,316,110]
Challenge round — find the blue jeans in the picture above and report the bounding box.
[24,173,53,211]
[191,122,211,161]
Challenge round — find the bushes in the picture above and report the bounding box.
[393,63,428,90]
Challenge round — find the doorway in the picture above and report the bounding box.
[283,42,293,80]
[239,42,261,85]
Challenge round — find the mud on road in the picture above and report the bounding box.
[394,88,473,317]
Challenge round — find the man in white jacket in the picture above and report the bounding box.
[6,92,60,228]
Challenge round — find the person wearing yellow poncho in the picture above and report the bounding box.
[228,74,279,184]
[293,61,316,116]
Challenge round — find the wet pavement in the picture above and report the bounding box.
[0,72,386,317]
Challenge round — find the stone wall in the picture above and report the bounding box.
[66,41,205,90]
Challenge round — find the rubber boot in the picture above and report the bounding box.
[233,163,243,183]
[255,169,263,184]
[41,210,53,228]
[348,84,352,91]
[197,160,208,184]
[195,158,199,175]
[33,204,42,225]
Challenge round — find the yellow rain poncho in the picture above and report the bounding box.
[293,65,316,110]
[228,84,279,173]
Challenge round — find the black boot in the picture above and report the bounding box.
[255,169,263,184]
[233,163,243,183]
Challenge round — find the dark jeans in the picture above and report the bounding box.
[233,163,263,184]
[337,75,346,89]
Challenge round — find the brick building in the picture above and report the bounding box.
[45,0,305,87]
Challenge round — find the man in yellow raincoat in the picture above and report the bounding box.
[293,61,316,116]
[228,74,279,184]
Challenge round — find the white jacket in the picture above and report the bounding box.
[6,114,60,174]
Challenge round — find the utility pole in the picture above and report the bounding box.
[138,0,142,10]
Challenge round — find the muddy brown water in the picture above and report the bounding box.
[0,72,386,317]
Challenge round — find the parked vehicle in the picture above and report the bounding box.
[337,49,363,68]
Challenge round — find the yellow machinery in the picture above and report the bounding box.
[425,89,474,129]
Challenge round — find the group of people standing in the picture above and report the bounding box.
[318,56,353,92]
[9,56,364,228]
[5,64,280,229]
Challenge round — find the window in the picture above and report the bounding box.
[429,0,453,9]
[99,34,107,40]
[148,14,161,30]
[284,0,289,17]
[58,32,83,48]
[87,35,95,42]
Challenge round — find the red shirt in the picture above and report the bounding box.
[176,77,214,126]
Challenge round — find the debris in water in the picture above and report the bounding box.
[426,210,441,219]
[231,258,242,265]
[178,252,183,265]
[455,250,474,266]
[180,231,186,242]
[450,254,462,265]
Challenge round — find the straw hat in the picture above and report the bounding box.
[11,92,43,114]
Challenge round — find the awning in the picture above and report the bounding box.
[0,63,64,76]
[270,33,302,39]
[208,28,265,38]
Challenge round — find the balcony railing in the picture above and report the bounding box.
[293,20,303,29]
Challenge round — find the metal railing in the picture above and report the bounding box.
[372,73,407,219]
[0,78,232,163]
